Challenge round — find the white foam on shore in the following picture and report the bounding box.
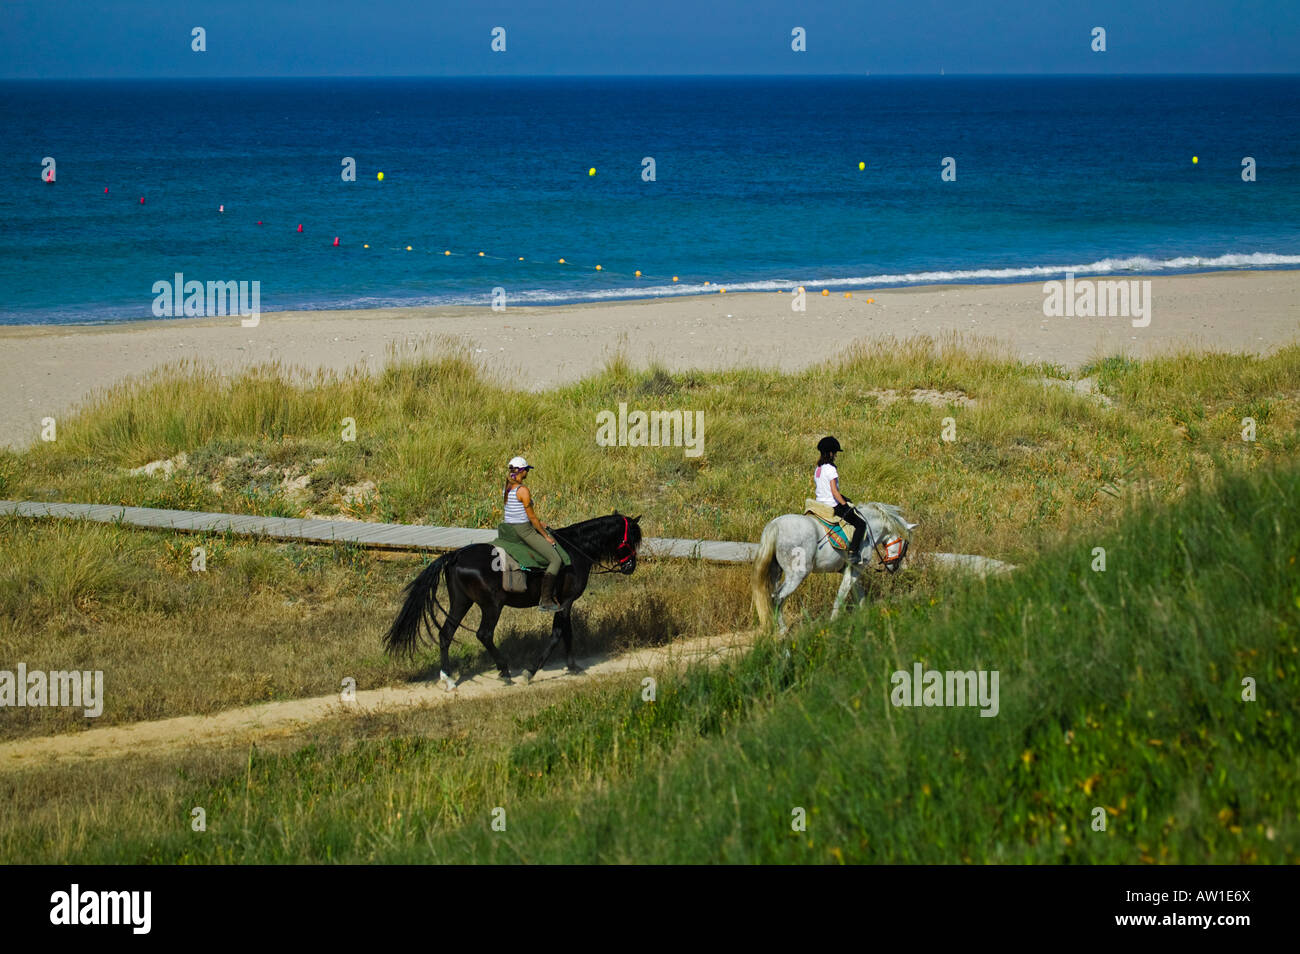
[325,251,1300,310]
[11,251,1299,325]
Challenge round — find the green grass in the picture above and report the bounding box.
[6,337,1299,564]
[4,456,1295,863]
[1,340,1297,862]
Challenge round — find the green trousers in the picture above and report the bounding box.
[513,522,562,575]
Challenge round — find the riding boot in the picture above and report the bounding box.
[538,572,561,612]
[847,523,867,565]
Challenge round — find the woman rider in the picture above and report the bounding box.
[503,455,563,612]
[813,436,867,564]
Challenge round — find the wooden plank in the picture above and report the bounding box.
[0,500,1012,573]
[0,500,756,564]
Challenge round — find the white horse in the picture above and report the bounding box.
[751,502,917,634]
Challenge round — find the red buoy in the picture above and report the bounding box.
[104,187,109,193]
[297,224,303,233]
[139,197,145,204]
[332,236,339,247]
[257,221,262,226]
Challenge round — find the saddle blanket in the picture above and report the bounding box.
[804,498,852,549]
[489,522,573,592]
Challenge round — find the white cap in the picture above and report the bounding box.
[508,456,532,470]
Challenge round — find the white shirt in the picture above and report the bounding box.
[813,463,839,506]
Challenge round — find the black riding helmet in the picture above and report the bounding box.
[817,436,842,454]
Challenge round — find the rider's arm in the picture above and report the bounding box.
[831,477,849,506]
[517,486,556,543]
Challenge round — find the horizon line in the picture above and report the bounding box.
[4,71,1299,81]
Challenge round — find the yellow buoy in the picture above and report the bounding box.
[478,251,485,257]
[672,276,678,282]
[406,245,412,251]
[719,287,726,293]
[704,280,710,285]
[634,270,641,277]
[558,258,566,264]
[588,167,596,176]
[519,257,524,261]
[444,250,451,255]
[844,292,852,298]
[363,244,369,249]
[377,172,384,181]
[822,289,829,296]
[1192,156,1198,164]
[858,161,865,171]
[595,265,602,271]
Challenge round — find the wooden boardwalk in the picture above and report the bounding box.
[0,500,760,564]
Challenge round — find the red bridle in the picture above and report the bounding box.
[615,515,635,566]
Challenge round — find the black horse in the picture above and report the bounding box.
[384,512,642,686]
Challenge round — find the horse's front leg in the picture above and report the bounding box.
[560,609,583,674]
[830,565,855,620]
[850,567,867,608]
[524,611,564,682]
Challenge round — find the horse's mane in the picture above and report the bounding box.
[859,502,914,540]
[551,512,642,561]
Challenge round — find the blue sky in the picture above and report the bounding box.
[3,0,1297,78]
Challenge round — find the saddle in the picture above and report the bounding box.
[488,523,573,593]
[804,499,853,550]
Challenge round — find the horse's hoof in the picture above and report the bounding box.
[499,672,514,685]
[565,665,584,676]
[522,669,535,684]
[438,670,457,691]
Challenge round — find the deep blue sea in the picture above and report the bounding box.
[1,75,1298,325]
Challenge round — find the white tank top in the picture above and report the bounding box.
[504,485,529,523]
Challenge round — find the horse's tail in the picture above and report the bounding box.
[751,521,779,630]
[384,552,454,656]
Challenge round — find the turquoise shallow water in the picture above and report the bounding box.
[1,75,1298,324]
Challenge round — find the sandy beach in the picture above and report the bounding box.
[1,269,1296,451]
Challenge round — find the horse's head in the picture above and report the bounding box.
[611,510,642,574]
[856,502,916,573]
[553,511,643,574]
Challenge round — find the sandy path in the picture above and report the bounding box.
[0,631,756,771]
[2,269,1296,451]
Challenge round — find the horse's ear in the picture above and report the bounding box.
[631,515,641,522]
[612,508,621,516]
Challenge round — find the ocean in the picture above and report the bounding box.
[2,75,1298,325]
